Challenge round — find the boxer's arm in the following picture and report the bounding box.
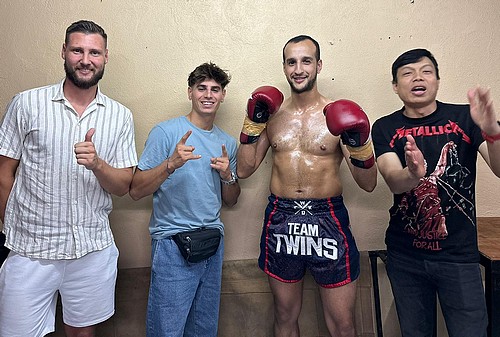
[237,129,271,179]
[323,99,375,169]
[340,144,377,192]
[324,99,376,191]
[240,86,283,144]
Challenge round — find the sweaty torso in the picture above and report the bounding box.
[266,97,344,199]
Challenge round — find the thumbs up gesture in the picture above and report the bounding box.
[74,128,100,170]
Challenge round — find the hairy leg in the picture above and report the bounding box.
[268,277,304,337]
[319,281,357,337]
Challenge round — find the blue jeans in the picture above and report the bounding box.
[146,237,224,337]
[386,250,487,337]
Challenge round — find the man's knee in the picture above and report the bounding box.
[336,323,356,337]
[64,324,95,337]
[273,301,301,323]
[322,308,356,337]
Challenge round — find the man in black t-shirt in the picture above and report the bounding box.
[372,48,500,337]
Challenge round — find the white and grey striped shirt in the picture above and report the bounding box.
[0,80,138,259]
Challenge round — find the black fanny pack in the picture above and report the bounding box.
[173,228,221,263]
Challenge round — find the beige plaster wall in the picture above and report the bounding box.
[1,1,500,270]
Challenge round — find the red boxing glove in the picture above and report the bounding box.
[323,99,375,169]
[240,86,284,144]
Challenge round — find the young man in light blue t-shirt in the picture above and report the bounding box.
[130,62,240,337]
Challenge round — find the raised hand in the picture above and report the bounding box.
[468,86,500,137]
[404,135,426,179]
[210,144,231,180]
[167,130,201,173]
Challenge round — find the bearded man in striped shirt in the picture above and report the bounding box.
[0,20,137,337]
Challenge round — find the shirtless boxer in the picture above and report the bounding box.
[237,35,377,337]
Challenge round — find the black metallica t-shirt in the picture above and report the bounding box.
[372,101,484,263]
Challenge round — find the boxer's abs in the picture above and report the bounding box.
[269,152,343,199]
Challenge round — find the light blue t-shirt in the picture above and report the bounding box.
[138,116,237,239]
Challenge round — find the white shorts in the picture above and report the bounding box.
[0,243,119,337]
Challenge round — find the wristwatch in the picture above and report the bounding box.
[221,170,238,185]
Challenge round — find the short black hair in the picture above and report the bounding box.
[391,48,439,84]
[282,35,321,63]
[65,20,107,47]
[187,62,231,89]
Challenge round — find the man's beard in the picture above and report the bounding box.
[288,72,317,94]
[64,61,105,89]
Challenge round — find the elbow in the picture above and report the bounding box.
[358,168,378,192]
[115,189,129,197]
[129,188,143,201]
[237,161,258,179]
[223,190,241,208]
[223,197,238,207]
[227,196,240,207]
[113,171,134,197]
[111,183,131,197]
[236,167,246,179]
[129,193,140,201]
[236,167,252,179]
[129,182,145,201]
[236,172,249,179]
[388,185,408,195]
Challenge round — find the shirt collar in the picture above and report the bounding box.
[52,78,106,106]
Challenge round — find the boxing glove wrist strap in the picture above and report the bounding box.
[346,140,374,161]
[481,122,500,143]
[241,116,267,138]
